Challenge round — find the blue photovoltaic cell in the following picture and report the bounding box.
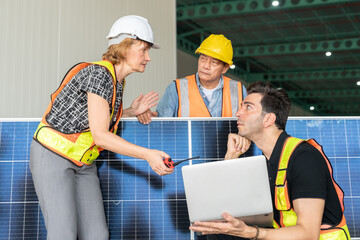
[0,118,359,239]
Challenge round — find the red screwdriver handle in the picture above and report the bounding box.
[163,157,175,169]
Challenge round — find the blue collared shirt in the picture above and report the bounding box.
[156,73,247,117]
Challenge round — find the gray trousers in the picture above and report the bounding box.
[30,140,109,240]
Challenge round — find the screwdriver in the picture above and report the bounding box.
[163,156,200,169]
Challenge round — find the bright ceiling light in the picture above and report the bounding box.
[310,106,315,111]
[230,64,235,69]
[325,51,332,57]
[272,1,280,6]
[357,81,360,86]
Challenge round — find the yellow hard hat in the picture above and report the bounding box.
[195,34,233,66]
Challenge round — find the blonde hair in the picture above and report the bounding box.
[102,38,150,65]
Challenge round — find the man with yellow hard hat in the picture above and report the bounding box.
[137,34,247,123]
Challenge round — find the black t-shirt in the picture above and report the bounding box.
[268,131,343,225]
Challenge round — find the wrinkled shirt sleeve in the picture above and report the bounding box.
[156,81,179,117]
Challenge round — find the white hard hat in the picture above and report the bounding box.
[106,15,160,49]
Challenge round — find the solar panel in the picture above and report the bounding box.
[0,117,359,239]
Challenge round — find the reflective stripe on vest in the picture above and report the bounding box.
[175,75,242,117]
[33,60,123,167]
[228,79,242,117]
[273,137,351,239]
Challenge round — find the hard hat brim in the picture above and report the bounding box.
[195,48,233,66]
[151,42,160,49]
[138,39,160,49]
[107,33,160,49]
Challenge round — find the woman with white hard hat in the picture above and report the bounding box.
[30,15,173,240]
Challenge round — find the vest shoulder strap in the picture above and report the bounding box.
[279,137,303,169]
[223,76,243,117]
[91,60,120,125]
[274,137,304,211]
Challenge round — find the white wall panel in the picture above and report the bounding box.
[0,0,176,117]
[0,0,59,117]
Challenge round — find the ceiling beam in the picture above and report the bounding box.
[287,89,360,99]
[178,35,360,58]
[233,37,360,57]
[177,35,198,54]
[245,69,360,82]
[178,12,359,41]
[177,0,358,21]
[290,100,359,116]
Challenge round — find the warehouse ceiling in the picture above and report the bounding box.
[176,0,360,116]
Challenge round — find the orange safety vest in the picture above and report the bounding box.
[174,75,243,117]
[274,137,351,239]
[33,60,123,167]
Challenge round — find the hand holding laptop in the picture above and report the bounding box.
[190,212,260,239]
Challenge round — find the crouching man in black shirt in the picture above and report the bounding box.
[190,82,351,240]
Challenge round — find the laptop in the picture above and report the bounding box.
[181,155,273,227]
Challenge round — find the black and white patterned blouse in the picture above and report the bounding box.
[46,64,123,134]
